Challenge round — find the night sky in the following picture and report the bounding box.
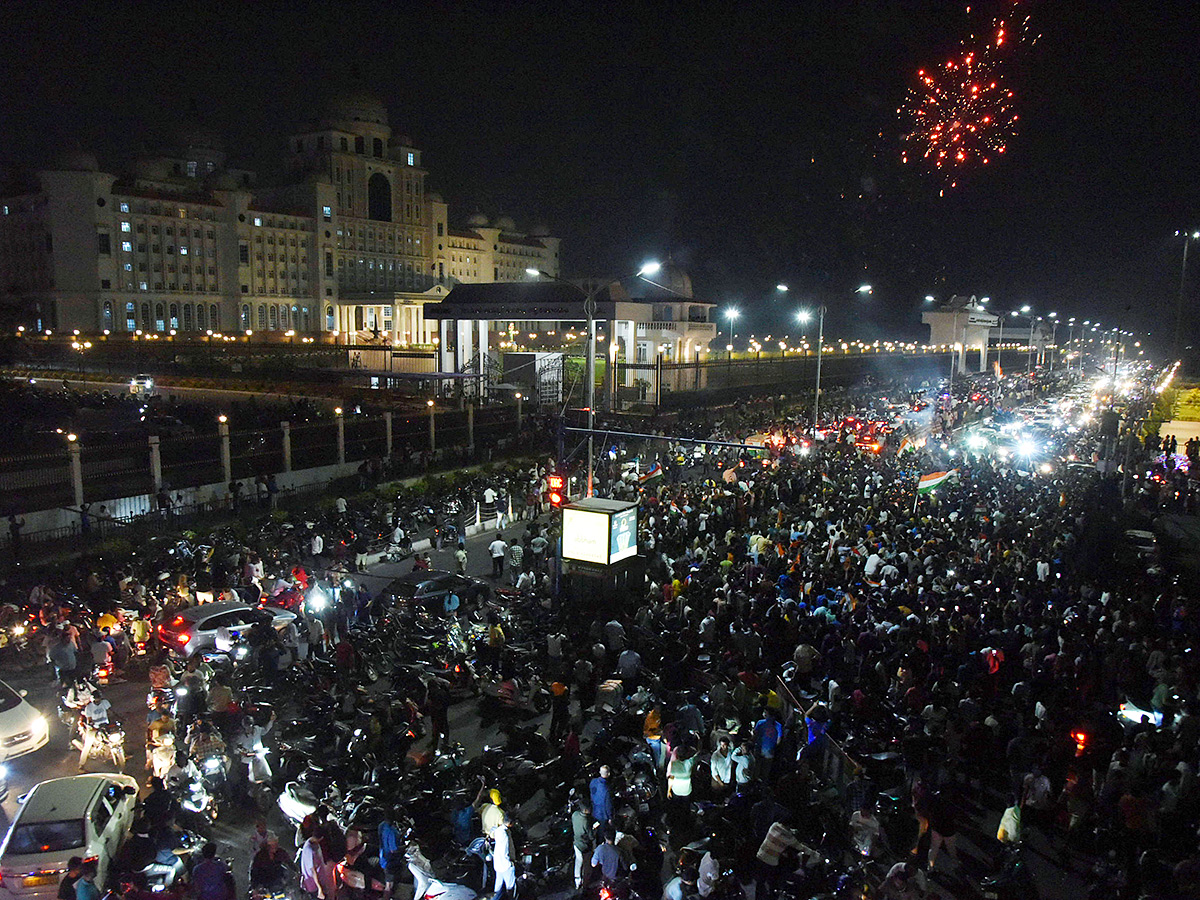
[3,1,1198,348]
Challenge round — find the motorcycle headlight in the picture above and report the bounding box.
[203,757,222,771]
[108,731,124,744]
[235,646,249,660]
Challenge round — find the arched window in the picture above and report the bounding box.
[257,305,267,330]
[354,136,364,154]
[280,306,289,330]
[141,303,151,331]
[169,303,179,330]
[269,305,278,330]
[196,305,207,332]
[240,304,250,330]
[125,302,136,332]
[303,307,311,331]
[326,305,335,331]
[154,303,165,332]
[210,304,220,330]
[373,137,383,158]
[183,304,194,331]
[368,173,392,222]
[101,301,113,331]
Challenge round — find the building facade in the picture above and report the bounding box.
[0,93,560,342]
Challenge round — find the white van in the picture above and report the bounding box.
[0,774,138,898]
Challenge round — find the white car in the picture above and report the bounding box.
[128,374,154,395]
[0,774,138,898]
[0,680,49,762]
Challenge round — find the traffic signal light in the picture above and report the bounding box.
[547,472,565,507]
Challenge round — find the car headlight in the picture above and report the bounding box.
[0,763,9,779]
[34,714,48,734]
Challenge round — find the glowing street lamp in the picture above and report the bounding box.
[725,308,740,348]
[797,306,827,437]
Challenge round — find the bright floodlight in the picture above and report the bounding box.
[1017,439,1037,457]
[725,309,740,321]
[924,295,935,302]
[776,284,789,292]
[797,310,812,324]
[856,284,872,294]
[639,261,662,276]
[967,434,987,450]
[525,267,540,276]
[1020,304,1031,313]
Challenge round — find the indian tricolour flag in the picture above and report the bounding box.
[917,469,958,494]
[639,462,664,484]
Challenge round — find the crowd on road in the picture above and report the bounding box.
[4,364,1199,900]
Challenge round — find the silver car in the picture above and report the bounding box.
[156,600,296,658]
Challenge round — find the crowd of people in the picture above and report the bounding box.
[11,366,1200,900]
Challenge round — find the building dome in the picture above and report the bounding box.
[324,91,388,126]
[55,151,99,172]
[174,122,224,154]
[495,215,517,232]
[466,212,490,227]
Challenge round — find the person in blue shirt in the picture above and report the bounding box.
[589,828,622,881]
[590,765,614,827]
[753,708,783,760]
[378,817,405,892]
[73,861,99,900]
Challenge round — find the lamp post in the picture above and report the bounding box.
[797,306,827,437]
[527,261,661,497]
[724,308,740,356]
[1047,312,1058,371]
[1174,230,1200,359]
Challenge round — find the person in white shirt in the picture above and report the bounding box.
[491,815,516,900]
[697,850,720,898]
[78,695,113,770]
[849,803,884,857]
[488,534,508,578]
[300,833,333,899]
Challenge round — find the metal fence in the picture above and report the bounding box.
[0,403,524,519]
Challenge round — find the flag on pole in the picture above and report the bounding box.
[917,469,958,494]
[822,473,836,488]
[639,462,664,484]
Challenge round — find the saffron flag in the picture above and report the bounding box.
[917,469,958,494]
[822,473,836,488]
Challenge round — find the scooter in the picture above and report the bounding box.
[72,716,127,768]
[407,847,477,900]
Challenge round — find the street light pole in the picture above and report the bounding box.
[797,306,826,437]
[529,261,660,497]
[1174,230,1199,359]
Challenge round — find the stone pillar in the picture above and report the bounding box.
[68,439,84,508]
[281,421,292,472]
[384,411,393,457]
[335,408,346,465]
[218,417,232,487]
[148,435,162,491]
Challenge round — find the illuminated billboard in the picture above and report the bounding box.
[562,498,638,565]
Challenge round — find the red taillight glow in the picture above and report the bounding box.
[177,634,190,644]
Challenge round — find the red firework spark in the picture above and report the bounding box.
[899,2,1037,191]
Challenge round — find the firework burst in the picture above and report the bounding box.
[899,3,1037,192]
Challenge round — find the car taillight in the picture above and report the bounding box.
[177,633,190,645]
[98,668,109,678]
